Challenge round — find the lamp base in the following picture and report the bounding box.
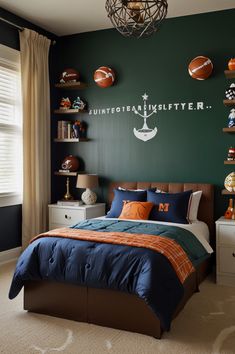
[81,188,97,205]
[63,177,74,200]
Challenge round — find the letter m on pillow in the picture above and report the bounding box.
[158,203,170,212]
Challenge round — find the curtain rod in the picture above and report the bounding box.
[0,16,56,45]
[0,16,23,31]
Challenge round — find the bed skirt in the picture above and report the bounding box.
[24,257,211,338]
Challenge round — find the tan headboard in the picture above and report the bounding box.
[108,182,214,245]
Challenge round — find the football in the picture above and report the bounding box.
[188,56,213,80]
[94,66,115,88]
[61,155,79,172]
[60,68,80,83]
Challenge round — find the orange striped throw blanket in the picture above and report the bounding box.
[32,228,195,284]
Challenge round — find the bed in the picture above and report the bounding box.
[9,181,214,338]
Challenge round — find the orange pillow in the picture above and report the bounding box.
[119,201,154,220]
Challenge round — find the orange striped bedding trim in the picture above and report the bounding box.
[31,228,195,284]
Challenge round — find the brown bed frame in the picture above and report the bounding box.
[24,182,214,338]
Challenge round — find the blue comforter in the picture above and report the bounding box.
[9,219,209,331]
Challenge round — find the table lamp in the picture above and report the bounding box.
[76,174,99,205]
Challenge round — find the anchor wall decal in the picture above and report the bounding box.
[133,93,157,142]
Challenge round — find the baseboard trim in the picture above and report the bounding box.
[0,247,22,265]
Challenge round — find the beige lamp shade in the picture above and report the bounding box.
[76,174,99,189]
[76,174,99,205]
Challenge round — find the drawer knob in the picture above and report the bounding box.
[65,215,71,220]
[233,252,235,258]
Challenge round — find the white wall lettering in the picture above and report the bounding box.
[89,100,212,116]
[87,92,212,141]
[197,102,204,110]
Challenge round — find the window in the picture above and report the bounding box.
[0,44,22,207]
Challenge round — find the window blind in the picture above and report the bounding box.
[0,44,22,207]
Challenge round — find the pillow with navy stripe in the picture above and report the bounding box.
[147,190,192,224]
[106,189,147,218]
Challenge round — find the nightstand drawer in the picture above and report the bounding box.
[218,224,235,245]
[219,247,235,274]
[50,208,85,225]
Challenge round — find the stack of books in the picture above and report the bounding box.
[57,121,73,139]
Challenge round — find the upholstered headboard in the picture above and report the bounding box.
[108,182,214,245]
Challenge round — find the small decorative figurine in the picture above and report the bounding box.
[225,83,235,100]
[72,120,87,139]
[59,97,71,110]
[227,147,235,160]
[228,109,235,128]
[72,97,86,111]
[73,120,81,138]
[59,68,80,83]
[228,58,235,71]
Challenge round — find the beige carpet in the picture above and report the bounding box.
[0,262,235,354]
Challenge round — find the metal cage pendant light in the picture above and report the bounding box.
[105,0,168,38]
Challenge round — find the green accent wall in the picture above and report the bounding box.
[51,9,235,219]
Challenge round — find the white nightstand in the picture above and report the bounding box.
[48,203,106,230]
[216,216,235,287]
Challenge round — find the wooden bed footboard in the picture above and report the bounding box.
[24,257,211,338]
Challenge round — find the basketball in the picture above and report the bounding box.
[188,56,213,80]
[60,68,80,83]
[228,58,235,71]
[94,66,115,88]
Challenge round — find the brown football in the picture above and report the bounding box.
[61,155,79,171]
[60,68,80,83]
[94,66,115,88]
[188,56,213,80]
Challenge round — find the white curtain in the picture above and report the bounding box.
[20,28,51,247]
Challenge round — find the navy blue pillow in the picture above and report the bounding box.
[106,189,147,218]
[147,190,192,224]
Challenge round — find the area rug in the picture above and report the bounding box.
[0,262,235,354]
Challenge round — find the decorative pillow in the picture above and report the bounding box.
[106,189,147,218]
[147,190,192,224]
[119,201,154,220]
[188,191,202,222]
[155,189,202,222]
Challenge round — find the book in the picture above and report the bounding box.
[57,120,70,139]
[62,121,69,139]
[57,120,62,139]
[57,200,83,206]
[68,123,72,139]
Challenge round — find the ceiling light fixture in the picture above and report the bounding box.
[105,0,168,38]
